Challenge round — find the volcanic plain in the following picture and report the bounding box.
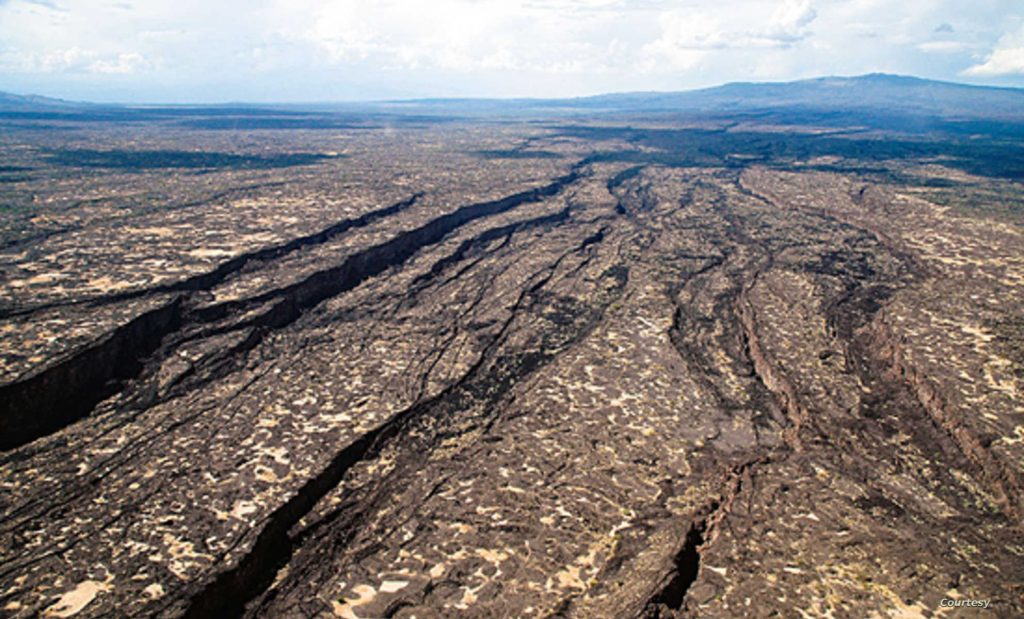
[1,78,1024,618]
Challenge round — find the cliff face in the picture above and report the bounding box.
[1,120,1022,618]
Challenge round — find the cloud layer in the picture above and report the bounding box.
[965,24,1024,76]
[0,0,1020,101]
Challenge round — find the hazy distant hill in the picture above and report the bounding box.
[390,74,1024,123]
[2,74,1022,125]
[566,74,1024,118]
[0,91,93,111]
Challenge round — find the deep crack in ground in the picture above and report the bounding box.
[2,123,1023,619]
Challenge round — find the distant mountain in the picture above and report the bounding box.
[565,74,1024,119]
[388,74,1024,122]
[2,74,1022,121]
[0,91,96,111]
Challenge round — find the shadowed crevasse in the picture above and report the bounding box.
[0,170,580,452]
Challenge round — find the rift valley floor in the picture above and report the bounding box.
[1,83,1024,618]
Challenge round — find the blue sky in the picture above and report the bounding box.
[0,0,1022,102]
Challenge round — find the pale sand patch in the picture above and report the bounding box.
[43,580,112,617]
[331,584,376,619]
[188,248,235,258]
[379,580,408,593]
[87,276,137,292]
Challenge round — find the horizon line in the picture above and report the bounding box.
[4,72,1024,109]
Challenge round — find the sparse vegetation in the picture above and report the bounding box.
[1,78,1023,618]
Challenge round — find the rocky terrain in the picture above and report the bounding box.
[1,81,1023,618]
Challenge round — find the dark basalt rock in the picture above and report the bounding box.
[1,110,1022,619]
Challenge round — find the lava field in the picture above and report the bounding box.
[1,99,1023,618]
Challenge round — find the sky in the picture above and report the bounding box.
[0,0,1022,102]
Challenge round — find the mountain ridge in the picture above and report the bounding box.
[3,73,1022,107]
[2,73,1022,124]
[394,74,1024,120]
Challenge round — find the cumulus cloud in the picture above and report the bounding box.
[287,0,631,73]
[87,51,150,74]
[642,0,816,66]
[762,0,817,44]
[964,25,1024,76]
[0,47,151,74]
[918,41,970,54]
[0,0,1019,101]
[0,0,156,74]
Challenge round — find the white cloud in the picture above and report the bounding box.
[964,25,1024,76]
[0,0,158,74]
[965,47,1024,76]
[918,41,970,54]
[0,0,1020,101]
[643,0,816,62]
[282,0,655,76]
[763,0,817,44]
[305,4,376,63]
[87,51,150,74]
[0,47,151,74]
